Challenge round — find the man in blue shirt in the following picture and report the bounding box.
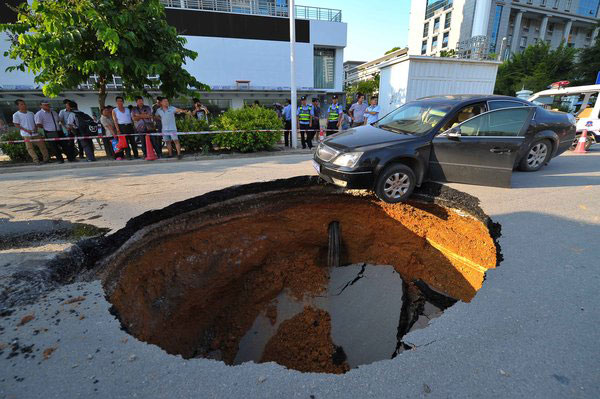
[282,99,292,147]
[363,96,382,125]
[297,96,314,149]
[326,95,343,136]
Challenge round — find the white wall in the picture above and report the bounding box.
[182,35,314,89]
[379,56,500,116]
[309,20,347,48]
[407,0,426,55]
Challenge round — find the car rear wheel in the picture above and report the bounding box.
[375,164,416,203]
[519,139,552,172]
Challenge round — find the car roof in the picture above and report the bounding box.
[416,94,530,104]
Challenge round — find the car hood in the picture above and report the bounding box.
[324,125,423,151]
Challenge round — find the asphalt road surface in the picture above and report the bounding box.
[0,149,599,398]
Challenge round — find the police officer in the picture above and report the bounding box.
[326,95,343,136]
[297,96,314,149]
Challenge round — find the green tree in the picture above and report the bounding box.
[494,41,577,96]
[573,26,600,85]
[439,49,456,58]
[346,73,380,104]
[0,0,207,109]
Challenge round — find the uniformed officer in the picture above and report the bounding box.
[326,95,343,136]
[297,96,314,149]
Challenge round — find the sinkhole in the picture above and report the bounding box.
[97,177,500,374]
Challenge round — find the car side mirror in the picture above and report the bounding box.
[446,127,461,140]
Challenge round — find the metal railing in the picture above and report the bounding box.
[159,0,342,22]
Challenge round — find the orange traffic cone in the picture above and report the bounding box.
[574,130,589,154]
[319,128,325,142]
[144,134,158,161]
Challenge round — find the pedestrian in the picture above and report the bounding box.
[112,96,138,159]
[100,106,119,159]
[154,97,188,160]
[12,99,50,164]
[131,96,160,159]
[66,102,96,162]
[341,109,352,130]
[192,98,210,123]
[326,95,343,136]
[282,99,292,147]
[34,100,75,163]
[349,93,368,128]
[363,96,381,125]
[297,96,314,149]
[311,98,321,144]
[58,99,79,158]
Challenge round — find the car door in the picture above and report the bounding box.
[428,107,534,187]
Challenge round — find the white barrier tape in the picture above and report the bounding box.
[0,128,340,145]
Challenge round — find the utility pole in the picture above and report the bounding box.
[289,0,298,149]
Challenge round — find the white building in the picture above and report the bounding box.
[0,0,346,121]
[408,0,600,59]
[343,60,366,88]
[344,48,408,87]
[378,55,500,116]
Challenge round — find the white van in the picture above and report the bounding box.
[529,84,600,151]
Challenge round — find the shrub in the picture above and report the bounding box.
[212,106,283,152]
[176,115,213,154]
[0,129,37,163]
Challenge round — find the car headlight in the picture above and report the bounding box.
[332,152,363,168]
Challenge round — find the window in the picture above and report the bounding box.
[541,0,547,5]
[490,5,503,52]
[576,0,600,17]
[547,23,554,34]
[488,100,526,110]
[565,0,572,10]
[423,22,429,37]
[456,108,531,137]
[523,18,530,32]
[553,0,559,9]
[377,101,453,136]
[442,32,449,48]
[314,48,335,89]
[431,35,439,50]
[586,29,593,39]
[444,11,451,29]
[520,36,527,47]
[527,0,533,3]
[441,103,487,131]
[425,0,454,19]
[433,17,440,33]
[421,40,428,54]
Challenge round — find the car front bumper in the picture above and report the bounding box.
[312,158,374,189]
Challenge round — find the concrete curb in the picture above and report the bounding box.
[0,148,314,174]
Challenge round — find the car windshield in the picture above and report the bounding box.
[376,101,453,136]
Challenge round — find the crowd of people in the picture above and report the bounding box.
[10,97,211,164]
[9,93,381,164]
[280,93,380,149]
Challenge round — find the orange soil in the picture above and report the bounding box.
[106,193,496,369]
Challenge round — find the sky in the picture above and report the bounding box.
[297,0,412,62]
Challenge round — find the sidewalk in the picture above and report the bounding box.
[0,146,314,175]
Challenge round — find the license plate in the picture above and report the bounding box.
[312,160,321,174]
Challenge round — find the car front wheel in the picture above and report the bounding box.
[375,164,416,203]
[519,139,552,172]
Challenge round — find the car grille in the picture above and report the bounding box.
[316,144,338,162]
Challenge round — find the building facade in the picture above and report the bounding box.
[343,61,366,88]
[0,0,346,122]
[408,0,600,59]
[344,48,408,88]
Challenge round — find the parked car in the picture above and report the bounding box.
[528,84,599,151]
[313,95,576,203]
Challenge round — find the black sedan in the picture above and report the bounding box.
[313,95,576,203]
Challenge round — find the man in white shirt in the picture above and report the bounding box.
[154,97,188,159]
[35,101,74,163]
[12,99,49,164]
[112,96,138,159]
[363,97,382,125]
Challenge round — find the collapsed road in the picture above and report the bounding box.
[0,151,598,398]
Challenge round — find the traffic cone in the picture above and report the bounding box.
[574,130,589,154]
[144,134,158,161]
[319,128,325,142]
